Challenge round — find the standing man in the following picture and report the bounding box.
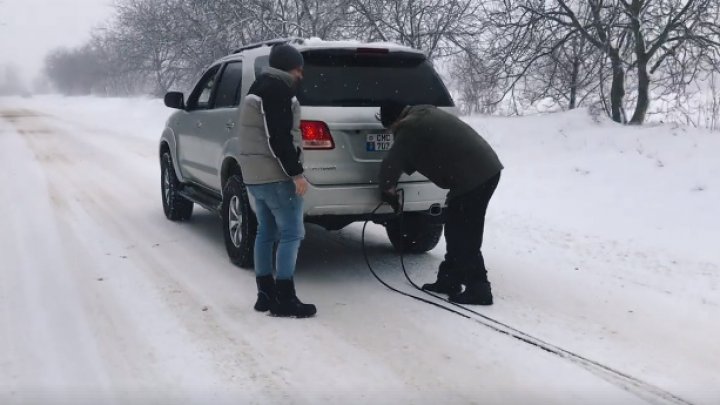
[378,101,503,305]
[237,44,315,318]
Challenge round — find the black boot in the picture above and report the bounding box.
[422,262,462,295]
[271,279,316,318]
[254,275,275,312]
[450,281,493,305]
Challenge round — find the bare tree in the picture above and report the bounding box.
[618,0,720,123]
[87,31,152,95]
[450,1,603,115]
[0,64,28,96]
[485,1,630,122]
[46,0,718,124]
[204,0,354,44]
[104,0,201,95]
[43,0,487,99]
[88,0,360,95]
[450,47,504,114]
[503,0,720,124]
[532,34,605,110]
[709,67,720,131]
[43,45,110,95]
[348,0,482,58]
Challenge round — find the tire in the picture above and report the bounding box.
[385,213,444,253]
[222,175,257,268]
[161,152,194,221]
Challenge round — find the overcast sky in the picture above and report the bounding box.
[0,0,114,84]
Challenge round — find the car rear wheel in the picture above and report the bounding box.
[385,213,444,253]
[222,175,257,268]
[160,152,193,221]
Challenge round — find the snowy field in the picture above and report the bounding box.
[1,95,718,404]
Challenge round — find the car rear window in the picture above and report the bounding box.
[254,51,453,107]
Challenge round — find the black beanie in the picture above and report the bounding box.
[269,44,304,72]
[379,100,408,128]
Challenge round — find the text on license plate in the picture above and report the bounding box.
[366,133,394,151]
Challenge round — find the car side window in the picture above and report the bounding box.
[187,65,221,110]
[214,62,244,109]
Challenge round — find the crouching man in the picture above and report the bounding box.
[378,101,503,305]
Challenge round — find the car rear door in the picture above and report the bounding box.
[255,49,455,186]
[195,60,245,190]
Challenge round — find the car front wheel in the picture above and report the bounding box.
[160,152,193,221]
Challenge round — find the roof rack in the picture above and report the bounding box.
[232,37,305,54]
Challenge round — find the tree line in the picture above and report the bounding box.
[43,0,720,126]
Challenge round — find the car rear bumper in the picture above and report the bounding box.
[302,181,447,216]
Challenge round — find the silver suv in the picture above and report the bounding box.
[160,38,454,268]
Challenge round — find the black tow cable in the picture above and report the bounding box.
[361,195,693,405]
[363,189,467,316]
[362,189,470,318]
[361,204,471,319]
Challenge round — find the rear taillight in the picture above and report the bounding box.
[301,121,334,150]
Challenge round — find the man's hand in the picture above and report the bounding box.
[381,189,401,214]
[294,176,309,196]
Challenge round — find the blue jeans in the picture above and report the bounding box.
[246,180,305,280]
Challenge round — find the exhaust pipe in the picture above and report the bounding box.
[428,203,443,216]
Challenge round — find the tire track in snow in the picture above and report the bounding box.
[11,109,474,403]
[23,114,469,402]
[327,224,694,405]
[3,110,295,402]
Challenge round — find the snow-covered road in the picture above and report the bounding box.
[1,97,718,404]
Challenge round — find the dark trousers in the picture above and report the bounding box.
[443,172,501,284]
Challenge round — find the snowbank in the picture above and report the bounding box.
[468,109,720,263]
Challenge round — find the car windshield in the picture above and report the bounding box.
[254,51,453,107]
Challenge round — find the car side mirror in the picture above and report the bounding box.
[164,92,185,109]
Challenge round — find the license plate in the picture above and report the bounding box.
[366,133,393,152]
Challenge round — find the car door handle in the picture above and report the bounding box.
[226,121,236,130]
